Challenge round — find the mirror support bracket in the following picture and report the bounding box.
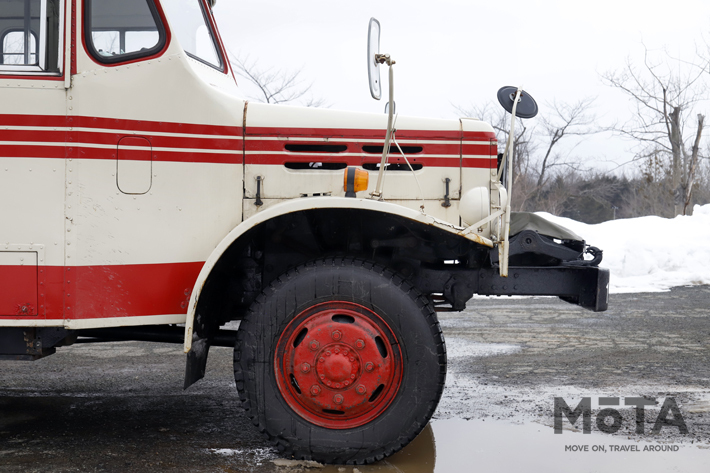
[371,55,395,200]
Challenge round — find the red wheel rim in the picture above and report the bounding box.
[274,301,403,429]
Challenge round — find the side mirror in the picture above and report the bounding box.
[496,86,538,119]
[209,0,217,7]
[367,18,381,100]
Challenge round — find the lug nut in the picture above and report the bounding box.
[356,384,367,395]
[355,339,365,349]
[333,394,344,405]
[310,385,321,396]
[319,357,325,363]
[344,381,350,386]
[301,363,311,373]
[365,362,374,372]
[332,330,342,341]
[309,340,319,351]
[334,347,340,354]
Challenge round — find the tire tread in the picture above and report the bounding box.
[234,257,446,465]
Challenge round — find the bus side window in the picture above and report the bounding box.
[0,0,62,74]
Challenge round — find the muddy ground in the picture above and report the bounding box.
[1,286,709,472]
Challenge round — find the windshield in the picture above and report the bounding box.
[160,0,222,70]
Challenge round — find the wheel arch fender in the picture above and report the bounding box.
[182,197,491,353]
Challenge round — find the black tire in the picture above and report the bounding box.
[234,258,446,464]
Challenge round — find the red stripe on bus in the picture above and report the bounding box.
[0,145,65,159]
[69,262,203,320]
[0,266,38,317]
[0,115,66,127]
[0,262,204,321]
[71,146,239,164]
[462,131,496,140]
[0,130,240,154]
[0,114,241,136]
[0,115,496,143]
[0,129,66,143]
[1,143,240,164]
[0,115,496,166]
[462,143,497,155]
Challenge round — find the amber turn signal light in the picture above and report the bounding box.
[344,167,369,197]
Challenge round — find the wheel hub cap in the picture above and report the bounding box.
[316,344,360,387]
[275,301,403,429]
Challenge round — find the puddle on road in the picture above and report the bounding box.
[295,419,709,473]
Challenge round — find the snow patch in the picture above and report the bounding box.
[445,338,521,358]
[208,446,276,465]
[272,458,324,468]
[536,203,710,293]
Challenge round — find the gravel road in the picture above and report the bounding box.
[1,286,709,472]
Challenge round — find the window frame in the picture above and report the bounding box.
[0,0,63,76]
[182,0,224,72]
[83,0,168,65]
[1,28,40,67]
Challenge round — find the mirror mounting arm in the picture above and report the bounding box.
[498,88,523,278]
[375,53,395,66]
[371,57,395,200]
[366,18,397,200]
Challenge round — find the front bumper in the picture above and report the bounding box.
[414,265,610,312]
[476,266,610,312]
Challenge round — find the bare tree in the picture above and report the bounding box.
[601,46,708,215]
[455,97,597,212]
[535,97,597,189]
[229,53,327,107]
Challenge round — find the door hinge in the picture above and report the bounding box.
[255,176,263,206]
[442,177,451,207]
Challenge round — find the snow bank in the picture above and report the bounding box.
[536,204,710,293]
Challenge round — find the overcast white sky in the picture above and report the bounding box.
[213,0,710,173]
